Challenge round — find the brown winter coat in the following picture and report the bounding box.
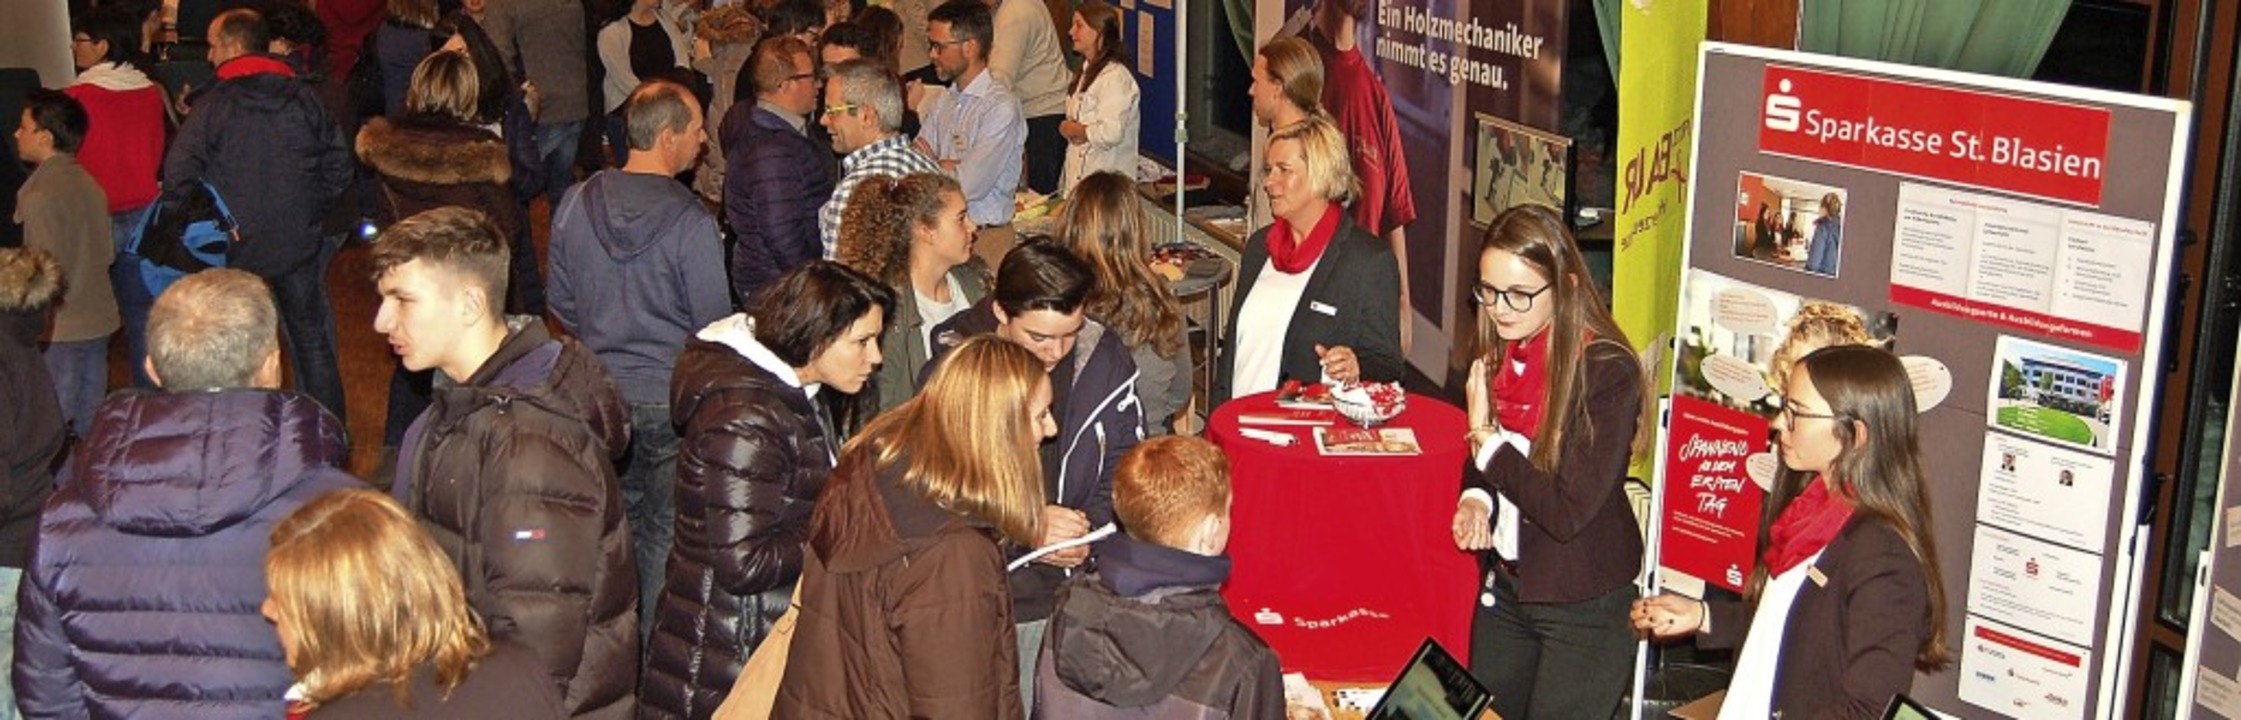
[394,319,639,719]
[773,449,1025,720]
[355,115,522,243]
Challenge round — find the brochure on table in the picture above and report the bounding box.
[2179,332,2241,719]
[1646,43,2190,719]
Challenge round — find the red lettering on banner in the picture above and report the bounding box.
[1758,65,2112,206]
[1888,285,2142,352]
[1973,625,2085,667]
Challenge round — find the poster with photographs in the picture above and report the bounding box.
[1985,336,2127,457]
[1471,114,1570,228]
[1732,172,1848,278]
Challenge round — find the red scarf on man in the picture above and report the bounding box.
[1490,329,1552,440]
[215,55,297,81]
[1265,204,1342,274]
[1762,477,1855,576]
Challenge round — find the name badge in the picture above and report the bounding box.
[1807,566,1829,587]
[1309,301,1338,317]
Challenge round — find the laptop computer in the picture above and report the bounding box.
[1881,693,1938,720]
[1365,638,1493,720]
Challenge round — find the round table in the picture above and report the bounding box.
[1207,391,1480,682]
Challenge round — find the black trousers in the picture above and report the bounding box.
[1470,569,1637,720]
[1025,113,1066,195]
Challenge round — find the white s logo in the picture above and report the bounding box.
[1763,78,1801,132]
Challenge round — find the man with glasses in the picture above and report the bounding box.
[818,59,943,258]
[724,36,839,301]
[916,0,1027,268]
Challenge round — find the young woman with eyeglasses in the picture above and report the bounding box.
[1632,344,1949,719]
[1450,203,1653,718]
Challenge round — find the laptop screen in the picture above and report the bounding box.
[1366,638,1492,720]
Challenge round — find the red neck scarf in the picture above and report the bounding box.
[1490,329,1552,439]
[1762,477,1855,576]
[1265,204,1342,274]
[215,55,296,81]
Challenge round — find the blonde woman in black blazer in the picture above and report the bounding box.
[1214,116,1401,403]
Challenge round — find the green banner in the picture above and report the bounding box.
[1609,0,1706,478]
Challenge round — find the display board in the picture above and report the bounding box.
[1250,0,1566,385]
[1648,43,2190,719]
[2180,336,2241,718]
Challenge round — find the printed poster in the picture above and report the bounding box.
[1889,183,2156,352]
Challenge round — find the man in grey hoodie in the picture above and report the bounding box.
[548,80,733,636]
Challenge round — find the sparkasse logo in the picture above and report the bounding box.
[1763,77,1801,132]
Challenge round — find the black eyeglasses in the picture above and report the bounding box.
[1471,283,1552,312]
[929,37,968,49]
[787,72,817,83]
[1775,400,1838,430]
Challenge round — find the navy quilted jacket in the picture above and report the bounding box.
[722,102,838,302]
[14,389,362,719]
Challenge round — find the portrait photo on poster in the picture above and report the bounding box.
[1470,113,1569,228]
[1731,171,1848,278]
[1984,335,2127,457]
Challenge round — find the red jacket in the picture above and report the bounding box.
[63,70,166,213]
[317,0,387,79]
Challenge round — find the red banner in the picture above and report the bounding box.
[1659,395,1769,593]
[1888,285,2143,353]
[1757,65,2112,206]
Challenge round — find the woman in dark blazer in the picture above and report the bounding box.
[1451,205,1650,718]
[1634,345,1950,719]
[1214,116,1401,403]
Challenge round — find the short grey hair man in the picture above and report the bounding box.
[145,268,283,391]
[826,59,905,135]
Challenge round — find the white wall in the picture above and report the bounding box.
[0,0,76,90]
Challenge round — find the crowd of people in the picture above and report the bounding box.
[0,0,1951,717]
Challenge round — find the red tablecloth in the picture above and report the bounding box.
[1207,391,1479,682]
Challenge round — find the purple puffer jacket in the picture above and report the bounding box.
[14,389,363,719]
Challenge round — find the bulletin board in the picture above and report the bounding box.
[1648,42,2192,719]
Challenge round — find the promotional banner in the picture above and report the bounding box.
[1610,0,1708,484]
[1252,0,1564,385]
[1656,44,2189,718]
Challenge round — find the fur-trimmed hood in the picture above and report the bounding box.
[355,115,512,186]
[695,4,764,45]
[0,248,64,314]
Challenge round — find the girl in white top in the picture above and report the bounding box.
[1057,1,1141,197]
[1633,345,1951,719]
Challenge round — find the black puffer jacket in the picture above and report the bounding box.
[393,318,639,720]
[643,320,839,720]
[0,248,64,569]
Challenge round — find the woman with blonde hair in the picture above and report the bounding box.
[1055,171,1189,432]
[1765,301,1872,400]
[1056,2,1139,194]
[1452,204,1652,718]
[1245,37,1323,231]
[1215,116,1400,403]
[835,171,989,411]
[262,489,560,717]
[1635,345,1948,719]
[774,336,1056,719]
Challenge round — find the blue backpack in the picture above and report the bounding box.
[125,180,236,297]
